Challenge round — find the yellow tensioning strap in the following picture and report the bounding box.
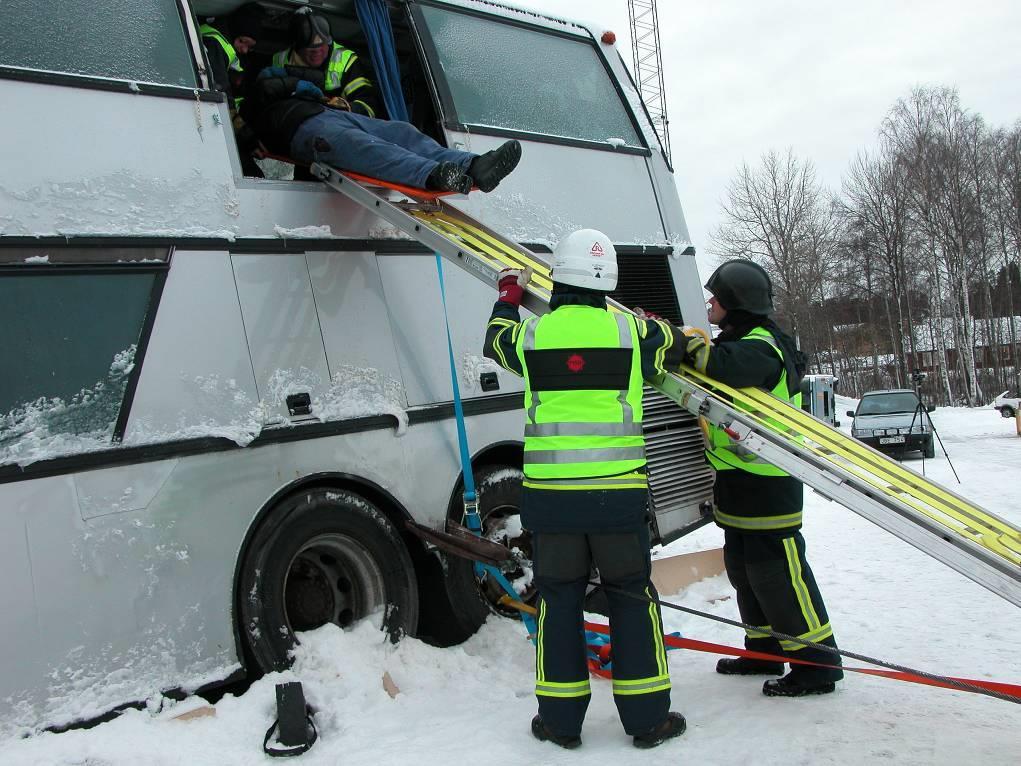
[682,367,1021,565]
[690,369,1021,563]
[411,210,554,291]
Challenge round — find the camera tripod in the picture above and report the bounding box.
[908,373,959,483]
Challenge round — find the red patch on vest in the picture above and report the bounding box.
[566,354,586,372]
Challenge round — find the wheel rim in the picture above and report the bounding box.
[479,503,536,618]
[283,534,386,633]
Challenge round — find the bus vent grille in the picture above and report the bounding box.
[610,253,684,325]
[642,388,714,516]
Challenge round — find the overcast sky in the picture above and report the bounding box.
[543,0,1021,275]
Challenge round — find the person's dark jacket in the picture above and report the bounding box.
[707,309,807,529]
[242,65,328,155]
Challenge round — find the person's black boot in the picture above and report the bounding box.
[530,715,581,750]
[762,668,838,697]
[632,712,686,749]
[717,657,785,676]
[468,140,522,192]
[425,162,472,194]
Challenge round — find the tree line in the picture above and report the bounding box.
[710,86,1021,405]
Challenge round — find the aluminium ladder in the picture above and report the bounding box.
[311,162,1021,608]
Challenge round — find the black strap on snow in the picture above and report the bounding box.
[263,682,318,757]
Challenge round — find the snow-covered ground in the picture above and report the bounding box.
[5,399,1020,765]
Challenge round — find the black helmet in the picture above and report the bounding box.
[704,259,774,314]
[227,3,264,41]
[291,8,333,49]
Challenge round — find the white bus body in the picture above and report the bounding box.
[0,0,713,733]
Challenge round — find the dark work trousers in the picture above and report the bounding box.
[724,529,843,679]
[532,525,671,737]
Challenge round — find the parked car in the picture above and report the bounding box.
[847,389,935,458]
[992,390,1020,418]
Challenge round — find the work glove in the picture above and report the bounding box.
[634,306,663,321]
[325,95,351,111]
[258,66,288,80]
[679,325,711,372]
[293,80,325,101]
[497,266,532,307]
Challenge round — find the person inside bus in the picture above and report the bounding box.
[200,3,266,177]
[243,9,521,193]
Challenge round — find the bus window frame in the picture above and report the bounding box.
[0,253,170,450]
[408,0,652,157]
[0,0,213,99]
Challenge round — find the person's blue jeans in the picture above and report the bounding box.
[290,110,476,188]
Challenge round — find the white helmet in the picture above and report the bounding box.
[551,229,618,291]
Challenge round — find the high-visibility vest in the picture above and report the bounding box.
[200,24,243,110]
[514,306,647,486]
[273,43,360,95]
[706,326,802,477]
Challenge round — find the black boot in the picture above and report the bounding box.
[468,140,522,192]
[763,668,839,697]
[530,715,581,750]
[425,162,472,194]
[633,712,686,749]
[717,657,785,676]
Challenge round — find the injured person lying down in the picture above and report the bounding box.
[242,10,521,194]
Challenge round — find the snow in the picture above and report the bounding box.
[3,398,1020,764]
[23,255,49,263]
[272,224,335,239]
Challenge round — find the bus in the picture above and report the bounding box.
[0,0,714,734]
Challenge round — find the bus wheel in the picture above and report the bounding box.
[238,488,419,673]
[439,466,534,642]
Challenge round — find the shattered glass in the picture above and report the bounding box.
[420,6,642,148]
[0,0,195,87]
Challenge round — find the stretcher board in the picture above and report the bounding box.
[311,162,1021,608]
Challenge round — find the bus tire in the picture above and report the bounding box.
[238,488,419,673]
[923,437,935,459]
[438,466,533,643]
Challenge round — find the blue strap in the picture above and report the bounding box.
[434,255,536,639]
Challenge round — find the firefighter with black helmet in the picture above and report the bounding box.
[682,258,843,697]
[483,230,686,749]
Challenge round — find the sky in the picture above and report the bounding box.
[544,0,1021,277]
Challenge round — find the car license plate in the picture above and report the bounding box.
[879,436,905,445]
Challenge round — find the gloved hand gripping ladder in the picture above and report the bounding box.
[310,162,1021,609]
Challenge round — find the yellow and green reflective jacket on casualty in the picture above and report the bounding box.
[706,326,802,478]
[272,43,375,116]
[513,306,648,489]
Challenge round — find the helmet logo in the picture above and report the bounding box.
[590,241,604,257]
[566,354,586,372]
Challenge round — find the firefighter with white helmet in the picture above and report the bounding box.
[483,229,687,750]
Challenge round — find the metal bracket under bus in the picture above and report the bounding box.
[311,162,1021,609]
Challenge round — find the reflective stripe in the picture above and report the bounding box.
[525,446,647,464]
[352,99,375,118]
[647,586,669,676]
[271,50,288,67]
[780,622,833,652]
[784,537,822,630]
[342,76,371,97]
[522,318,540,425]
[490,325,512,370]
[523,476,649,491]
[536,680,593,698]
[325,46,355,91]
[713,508,803,530]
[745,625,773,639]
[536,598,546,681]
[524,422,643,437]
[614,313,635,424]
[611,674,672,696]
